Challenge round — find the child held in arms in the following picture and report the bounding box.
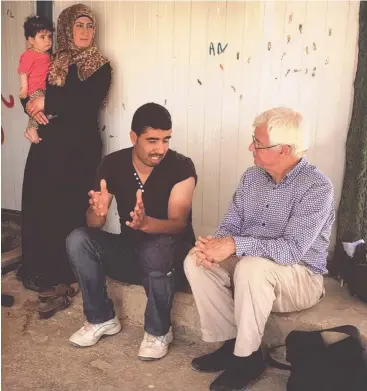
[18,15,54,144]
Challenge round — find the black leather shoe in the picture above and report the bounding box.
[191,339,236,372]
[209,349,265,391]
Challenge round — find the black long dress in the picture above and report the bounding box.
[18,63,112,287]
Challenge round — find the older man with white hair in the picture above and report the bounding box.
[184,107,335,391]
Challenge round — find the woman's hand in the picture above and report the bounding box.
[33,111,49,125]
[26,96,45,118]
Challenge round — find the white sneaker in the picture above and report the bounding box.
[138,327,173,361]
[69,316,121,347]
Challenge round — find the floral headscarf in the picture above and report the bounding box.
[48,3,109,87]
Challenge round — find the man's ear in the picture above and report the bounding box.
[281,144,292,156]
[28,37,35,46]
[130,130,137,145]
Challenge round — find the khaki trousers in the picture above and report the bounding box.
[184,255,324,357]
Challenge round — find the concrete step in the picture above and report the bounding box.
[107,276,367,346]
[263,277,367,347]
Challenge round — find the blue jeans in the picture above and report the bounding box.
[66,227,191,336]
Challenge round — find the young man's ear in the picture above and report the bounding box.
[28,37,35,46]
[130,130,138,145]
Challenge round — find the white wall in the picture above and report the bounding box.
[1,1,35,210]
[2,1,360,244]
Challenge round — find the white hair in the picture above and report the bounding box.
[253,107,309,155]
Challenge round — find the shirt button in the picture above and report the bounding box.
[262,223,265,226]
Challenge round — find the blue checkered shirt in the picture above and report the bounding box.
[215,158,335,274]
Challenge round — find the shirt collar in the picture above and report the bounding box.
[261,157,308,185]
[284,157,308,183]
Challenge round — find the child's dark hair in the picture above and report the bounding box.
[23,15,54,39]
[131,103,172,136]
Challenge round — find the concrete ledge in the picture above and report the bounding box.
[107,279,202,341]
[107,277,367,345]
[263,277,367,346]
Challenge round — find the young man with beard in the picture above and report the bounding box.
[66,103,197,360]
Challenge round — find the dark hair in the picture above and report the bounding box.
[131,103,172,136]
[23,15,54,39]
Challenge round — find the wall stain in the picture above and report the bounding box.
[305,46,309,55]
[231,85,236,92]
[247,57,251,64]
[299,24,303,34]
[268,41,272,51]
[237,52,240,60]
[219,64,224,71]
[329,28,332,36]
[313,42,317,51]
[312,67,316,77]
[288,13,293,24]
[285,69,291,77]
[281,52,286,60]
[197,79,202,86]
[287,35,291,44]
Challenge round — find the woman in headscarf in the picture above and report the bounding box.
[17,4,112,315]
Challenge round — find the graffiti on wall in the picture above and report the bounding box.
[1,94,15,144]
[209,42,228,56]
[201,14,334,99]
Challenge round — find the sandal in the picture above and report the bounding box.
[38,284,79,303]
[38,295,72,319]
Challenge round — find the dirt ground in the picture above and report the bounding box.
[1,272,287,391]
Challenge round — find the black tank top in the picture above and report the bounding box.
[95,147,197,244]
